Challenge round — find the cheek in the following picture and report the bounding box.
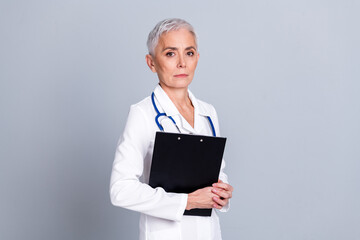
[157,61,175,74]
[189,59,199,70]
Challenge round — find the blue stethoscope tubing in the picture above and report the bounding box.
[151,92,216,137]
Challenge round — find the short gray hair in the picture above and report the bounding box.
[147,18,198,56]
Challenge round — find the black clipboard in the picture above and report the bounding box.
[149,132,226,216]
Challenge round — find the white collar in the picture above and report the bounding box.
[153,84,209,117]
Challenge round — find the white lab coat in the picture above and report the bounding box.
[110,85,230,240]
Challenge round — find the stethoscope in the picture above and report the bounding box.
[151,92,217,137]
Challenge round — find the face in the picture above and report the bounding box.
[146,28,199,91]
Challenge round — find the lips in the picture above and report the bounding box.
[174,74,188,78]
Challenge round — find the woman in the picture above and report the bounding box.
[110,18,233,240]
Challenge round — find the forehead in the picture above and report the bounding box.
[157,28,197,49]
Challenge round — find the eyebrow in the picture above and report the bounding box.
[162,46,197,52]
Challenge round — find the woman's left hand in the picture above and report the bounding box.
[211,180,233,209]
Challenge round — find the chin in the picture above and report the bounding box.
[174,82,192,89]
[161,79,193,89]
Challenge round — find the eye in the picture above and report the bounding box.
[187,51,194,56]
[166,52,175,57]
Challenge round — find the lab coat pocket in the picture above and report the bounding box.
[146,215,181,240]
[149,228,181,240]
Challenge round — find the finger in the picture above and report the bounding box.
[212,182,228,189]
[212,199,224,209]
[212,188,232,199]
[212,182,233,191]
[212,196,227,207]
[212,202,222,209]
[213,196,225,206]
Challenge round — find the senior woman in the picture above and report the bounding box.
[110,18,233,240]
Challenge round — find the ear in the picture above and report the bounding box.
[145,54,157,73]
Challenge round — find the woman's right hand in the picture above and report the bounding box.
[186,187,220,210]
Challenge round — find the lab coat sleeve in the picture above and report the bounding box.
[211,105,231,212]
[110,104,188,221]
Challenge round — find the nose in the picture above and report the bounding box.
[177,54,186,68]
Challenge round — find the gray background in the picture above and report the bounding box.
[1,0,359,239]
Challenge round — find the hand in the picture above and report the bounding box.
[186,187,217,210]
[211,180,233,209]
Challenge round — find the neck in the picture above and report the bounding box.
[159,83,195,128]
[159,83,191,107]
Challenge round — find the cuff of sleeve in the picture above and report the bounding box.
[174,193,188,221]
[218,200,230,212]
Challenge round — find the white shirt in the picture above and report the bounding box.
[110,85,229,240]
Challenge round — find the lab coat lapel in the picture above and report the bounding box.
[153,85,185,133]
[153,85,199,134]
[177,116,196,134]
[188,90,209,135]
[153,85,179,117]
